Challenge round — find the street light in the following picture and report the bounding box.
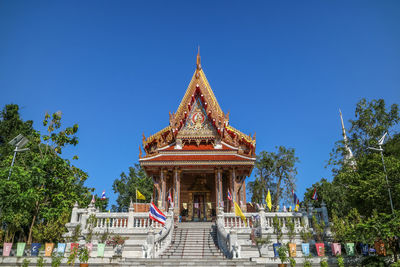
[368,132,394,214]
[7,134,29,180]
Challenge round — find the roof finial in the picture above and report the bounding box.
[196,46,201,70]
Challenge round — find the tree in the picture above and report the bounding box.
[0,104,93,243]
[304,98,400,260]
[112,164,153,211]
[249,146,298,207]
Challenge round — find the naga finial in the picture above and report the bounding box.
[139,145,143,158]
[142,132,146,143]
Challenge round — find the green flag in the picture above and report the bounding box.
[97,243,106,257]
[16,243,26,257]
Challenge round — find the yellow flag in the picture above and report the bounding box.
[234,201,247,226]
[266,189,272,211]
[136,190,146,200]
[295,203,299,212]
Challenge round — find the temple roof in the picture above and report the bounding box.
[140,51,256,160]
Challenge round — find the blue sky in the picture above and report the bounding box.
[1,1,399,207]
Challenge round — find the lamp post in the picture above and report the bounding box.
[7,134,29,180]
[368,132,394,214]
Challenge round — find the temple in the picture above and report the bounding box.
[139,51,256,221]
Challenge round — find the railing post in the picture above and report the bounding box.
[217,206,224,226]
[81,207,88,230]
[70,201,79,223]
[321,201,329,225]
[229,229,240,258]
[146,226,155,258]
[258,206,266,232]
[128,199,135,228]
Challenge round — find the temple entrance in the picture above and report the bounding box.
[192,193,206,221]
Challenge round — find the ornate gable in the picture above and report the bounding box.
[141,51,256,158]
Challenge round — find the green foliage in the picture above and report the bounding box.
[36,256,45,267]
[300,218,312,243]
[273,215,283,242]
[289,257,296,267]
[0,104,94,244]
[391,260,400,267]
[277,244,288,264]
[361,256,388,267]
[287,219,296,243]
[106,234,127,247]
[304,254,313,267]
[86,214,97,242]
[67,246,78,266]
[337,255,344,267]
[98,229,110,244]
[320,258,328,267]
[70,224,81,243]
[248,146,299,207]
[22,259,30,267]
[312,215,325,242]
[78,246,89,264]
[51,253,62,267]
[112,164,153,211]
[32,211,69,243]
[303,98,400,261]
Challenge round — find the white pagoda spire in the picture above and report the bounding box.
[339,109,356,167]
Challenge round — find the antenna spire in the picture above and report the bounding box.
[339,109,356,168]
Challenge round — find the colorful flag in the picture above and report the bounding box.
[266,189,272,211]
[149,202,166,225]
[295,199,300,212]
[97,243,105,257]
[136,189,146,200]
[91,194,95,204]
[227,190,232,201]
[292,189,298,205]
[312,188,318,200]
[167,191,174,208]
[101,190,106,200]
[234,201,247,226]
[16,242,26,257]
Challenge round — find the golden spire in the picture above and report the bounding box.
[196,46,201,70]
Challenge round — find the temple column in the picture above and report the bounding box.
[230,168,236,212]
[173,168,181,215]
[242,178,247,211]
[215,168,223,212]
[161,169,167,211]
[217,168,225,211]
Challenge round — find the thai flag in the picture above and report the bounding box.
[312,188,318,200]
[168,191,174,208]
[292,189,298,204]
[227,190,232,201]
[149,202,166,225]
[101,190,106,200]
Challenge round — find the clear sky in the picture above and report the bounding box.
[1,1,399,207]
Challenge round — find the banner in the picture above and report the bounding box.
[345,243,355,256]
[57,243,66,256]
[331,243,341,256]
[86,243,93,256]
[3,243,12,256]
[301,243,309,256]
[45,243,55,257]
[315,243,325,256]
[31,243,41,256]
[97,243,106,257]
[16,242,26,257]
[273,243,281,257]
[289,243,296,257]
[361,243,369,256]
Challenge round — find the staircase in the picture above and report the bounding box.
[161,222,223,259]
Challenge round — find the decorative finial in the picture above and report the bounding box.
[139,145,142,158]
[339,109,356,168]
[196,46,201,70]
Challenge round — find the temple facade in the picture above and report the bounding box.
[139,52,256,221]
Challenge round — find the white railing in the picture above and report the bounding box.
[65,202,164,240]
